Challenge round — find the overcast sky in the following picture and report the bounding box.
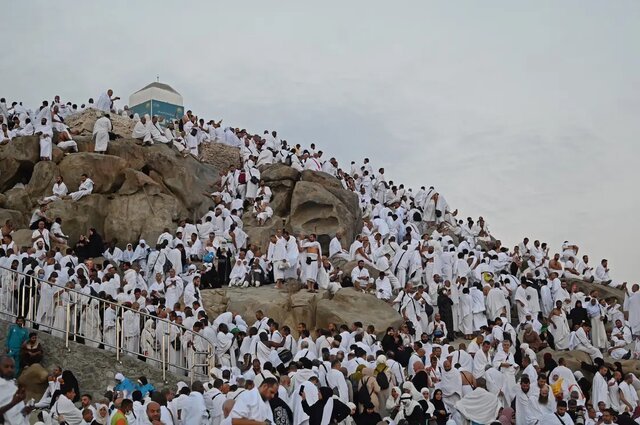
[3,1,638,281]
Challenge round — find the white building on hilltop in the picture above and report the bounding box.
[129,81,184,123]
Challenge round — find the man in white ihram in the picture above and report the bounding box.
[228,377,278,424]
[96,89,119,113]
[92,113,112,153]
[67,174,94,202]
[132,115,153,145]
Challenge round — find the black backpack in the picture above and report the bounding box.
[355,378,372,406]
[376,369,390,390]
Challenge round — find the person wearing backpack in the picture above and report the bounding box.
[356,368,381,413]
[373,355,396,417]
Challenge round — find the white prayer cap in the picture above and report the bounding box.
[188,264,197,271]
[177,381,188,391]
[520,343,529,351]
[139,239,146,245]
[376,355,387,364]
[176,227,184,233]
[115,373,124,381]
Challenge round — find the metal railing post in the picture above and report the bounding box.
[65,302,71,350]
[116,307,121,362]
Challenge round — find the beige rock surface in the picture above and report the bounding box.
[202,286,403,334]
[66,109,136,138]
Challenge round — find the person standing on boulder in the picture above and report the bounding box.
[93,113,112,153]
[96,89,119,113]
[35,116,53,161]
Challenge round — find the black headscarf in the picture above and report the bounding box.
[50,370,80,408]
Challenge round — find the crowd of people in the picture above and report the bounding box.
[0,91,639,424]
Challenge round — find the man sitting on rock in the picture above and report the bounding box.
[132,115,153,145]
[50,105,78,153]
[39,175,68,205]
[594,259,621,287]
[253,198,273,226]
[149,115,169,144]
[66,174,94,202]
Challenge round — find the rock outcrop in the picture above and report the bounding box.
[202,287,403,335]
[66,109,136,139]
[1,136,360,256]
[246,164,362,252]
[0,137,230,247]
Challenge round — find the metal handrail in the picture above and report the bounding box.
[0,265,214,381]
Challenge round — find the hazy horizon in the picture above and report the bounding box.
[2,1,637,282]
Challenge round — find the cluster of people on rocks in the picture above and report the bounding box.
[1,90,639,425]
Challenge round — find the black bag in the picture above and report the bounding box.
[376,370,390,390]
[278,348,293,364]
[424,303,434,318]
[435,209,442,218]
[305,256,313,265]
[355,378,372,406]
[250,176,259,185]
[163,257,173,274]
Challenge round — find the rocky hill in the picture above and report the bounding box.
[0,107,364,257]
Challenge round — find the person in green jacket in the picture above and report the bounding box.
[5,317,29,376]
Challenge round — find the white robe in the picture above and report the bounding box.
[230,387,274,422]
[92,116,112,152]
[96,92,113,112]
[591,372,609,407]
[70,178,94,201]
[0,377,29,425]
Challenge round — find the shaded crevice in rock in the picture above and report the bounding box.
[16,162,34,186]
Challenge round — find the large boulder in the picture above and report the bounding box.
[66,109,135,138]
[267,179,296,217]
[3,187,33,213]
[117,168,164,196]
[202,287,403,335]
[564,277,624,303]
[106,139,148,170]
[261,163,300,183]
[10,229,33,249]
[0,209,26,229]
[26,161,59,199]
[199,142,242,173]
[289,180,361,252]
[46,195,108,244]
[144,150,219,217]
[244,214,284,252]
[103,193,181,244]
[59,153,128,194]
[0,136,40,192]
